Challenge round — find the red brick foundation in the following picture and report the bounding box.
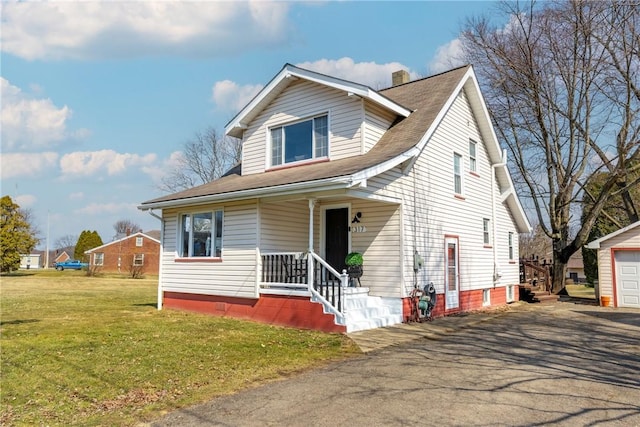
[402,286,517,320]
[163,292,346,333]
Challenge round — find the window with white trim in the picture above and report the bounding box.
[483,218,491,245]
[94,253,104,266]
[469,140,477,172]
[508,232,514,260]
[180,210,223,258]
[453,153,462,194]
[483,289,491,306]
[270,114,328,166]
[136,237,143,247]
[133,253,144,266]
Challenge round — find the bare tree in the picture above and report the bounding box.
[160,127,242,193]
[54,234,78,249]
[461,1,640,292]
[519,221,552,260]
[113,219,142,239]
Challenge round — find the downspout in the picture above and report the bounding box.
[491,150,507,284]
[145,209,164,310]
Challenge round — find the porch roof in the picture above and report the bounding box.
[140,65,470,210]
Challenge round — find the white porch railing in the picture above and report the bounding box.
[259,251,348,322]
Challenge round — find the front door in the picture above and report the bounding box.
[325,208,349,273]
[445,237,459,310]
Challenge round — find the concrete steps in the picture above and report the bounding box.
[342,288,403,333]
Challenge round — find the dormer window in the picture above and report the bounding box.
[270,114,328,167]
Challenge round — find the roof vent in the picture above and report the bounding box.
[392,70,410,86]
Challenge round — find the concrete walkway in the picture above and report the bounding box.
[347,303,519,353]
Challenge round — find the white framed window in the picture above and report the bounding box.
[453,153,462,194]
[506,285,514,302]
[508,232,514,260]
[94,253,104,266]
[469,140,477,172]
[133,253,144,266]
[483,289,491,306]
[180,210,223,258]
[135,237,143,247]
[270,114,328,166]
[483,218,491,245]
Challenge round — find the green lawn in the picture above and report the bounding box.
[0,271,360,426]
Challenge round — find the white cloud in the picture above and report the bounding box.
[15,194,37,208]
[60,150,157,178]
[428,39,466,74]
[1,2,291,61]
[74,202,138,216]
[0,152,59,179]
[295,57,417,89]
[141,151,184,183]
[1,78,88,151]
[212,80,264,113]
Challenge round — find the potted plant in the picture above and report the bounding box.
[345,252,363,280]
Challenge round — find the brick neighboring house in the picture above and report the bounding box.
[85,231,160,274]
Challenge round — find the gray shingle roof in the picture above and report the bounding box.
[141,65,470,207]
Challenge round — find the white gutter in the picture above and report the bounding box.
[491,149,508,284]
[138,176,353,211]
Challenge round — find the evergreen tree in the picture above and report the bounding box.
[74,230,104,261]
[0,196,38,272]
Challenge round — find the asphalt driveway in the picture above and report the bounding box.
[151,303,640,426]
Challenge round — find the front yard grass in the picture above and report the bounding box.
[0,271,360,426]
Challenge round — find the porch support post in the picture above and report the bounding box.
[307,198,317,289]
[308,198,317,252]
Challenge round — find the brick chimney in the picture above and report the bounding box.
[392,70,410,86]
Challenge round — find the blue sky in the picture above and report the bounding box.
[1,1,499,249]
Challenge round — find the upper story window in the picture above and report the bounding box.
[453,153,463,194]
[180,210,223,258]
[135,237,143,247]
[483,218,491,245]
[469,140,477,173]
[270,114,328,167]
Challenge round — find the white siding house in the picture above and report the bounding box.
[139,64,531,333]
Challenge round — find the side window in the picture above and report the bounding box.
[469,140,477,173]
[136,237,143,247]
[483,218,491,245]
[180,210,224,258]
[94,253,104,266]
[453,153,463,194]
[133,254,144,266]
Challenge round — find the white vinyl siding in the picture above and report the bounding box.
[241,79,363,175]
[363,101,396,153]
[161,202,258,299]
[367,89,518,297]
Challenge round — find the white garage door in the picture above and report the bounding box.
[615,251,640,308]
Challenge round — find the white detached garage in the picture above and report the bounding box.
[586,221,640,308]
